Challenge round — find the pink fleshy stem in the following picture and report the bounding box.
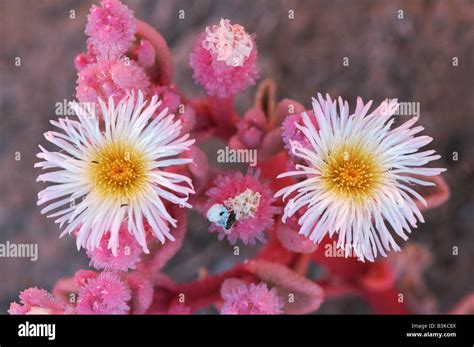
[292,253,312,276]
[136,19,173,85]
[358,286,412,314]
[207,96,239,139]
[164,265,252,312]
[254,234,296,265]
[315,278,358,299]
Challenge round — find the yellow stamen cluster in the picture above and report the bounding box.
[89,141,147,200]
[224,188,261,221]
[321,145,382,201]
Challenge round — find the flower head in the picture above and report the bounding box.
[189,19,259,98]
[85,0,136,59]
[205,170,279,245]
[76,271,131,314]
[9,288,71,315]
[275,94,446,262]
[36,91,195,255]
[220,280,284,315]
[76,58,150,106]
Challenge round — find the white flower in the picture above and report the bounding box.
[275,94,445,262]
[36,91,195,255]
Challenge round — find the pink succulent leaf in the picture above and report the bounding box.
[9,287,72,315]
[220,279,284,315]
[245,260,324,314]
[136,39,156,68]
[409,174,450,211]
[276,222,318,254]
[136,19,173,85]
[275,98,306,128]
[124,272,154,314]
[231,108,266,149]
[206,96,239,139]
[76,271,131,314]
[228,134,246,150]
[258,127,284,160]
[85,0,137,59]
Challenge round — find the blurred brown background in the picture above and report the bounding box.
[0,0,473,313]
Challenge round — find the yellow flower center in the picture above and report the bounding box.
[321,145,382,201]
[89,141,147,200]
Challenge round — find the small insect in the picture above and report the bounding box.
[206,204,236,232]
[91,160,99,164]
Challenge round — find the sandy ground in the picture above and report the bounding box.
[0,0,473,313]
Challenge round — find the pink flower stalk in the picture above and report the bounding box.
[86,223,144,272]
[76,58,150,106]
[205,170,279,245]
[76,271,131,314]
[85,0,136,59]
[220,280,284,315]
[189,19,259,98]
[9,287,71,315]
